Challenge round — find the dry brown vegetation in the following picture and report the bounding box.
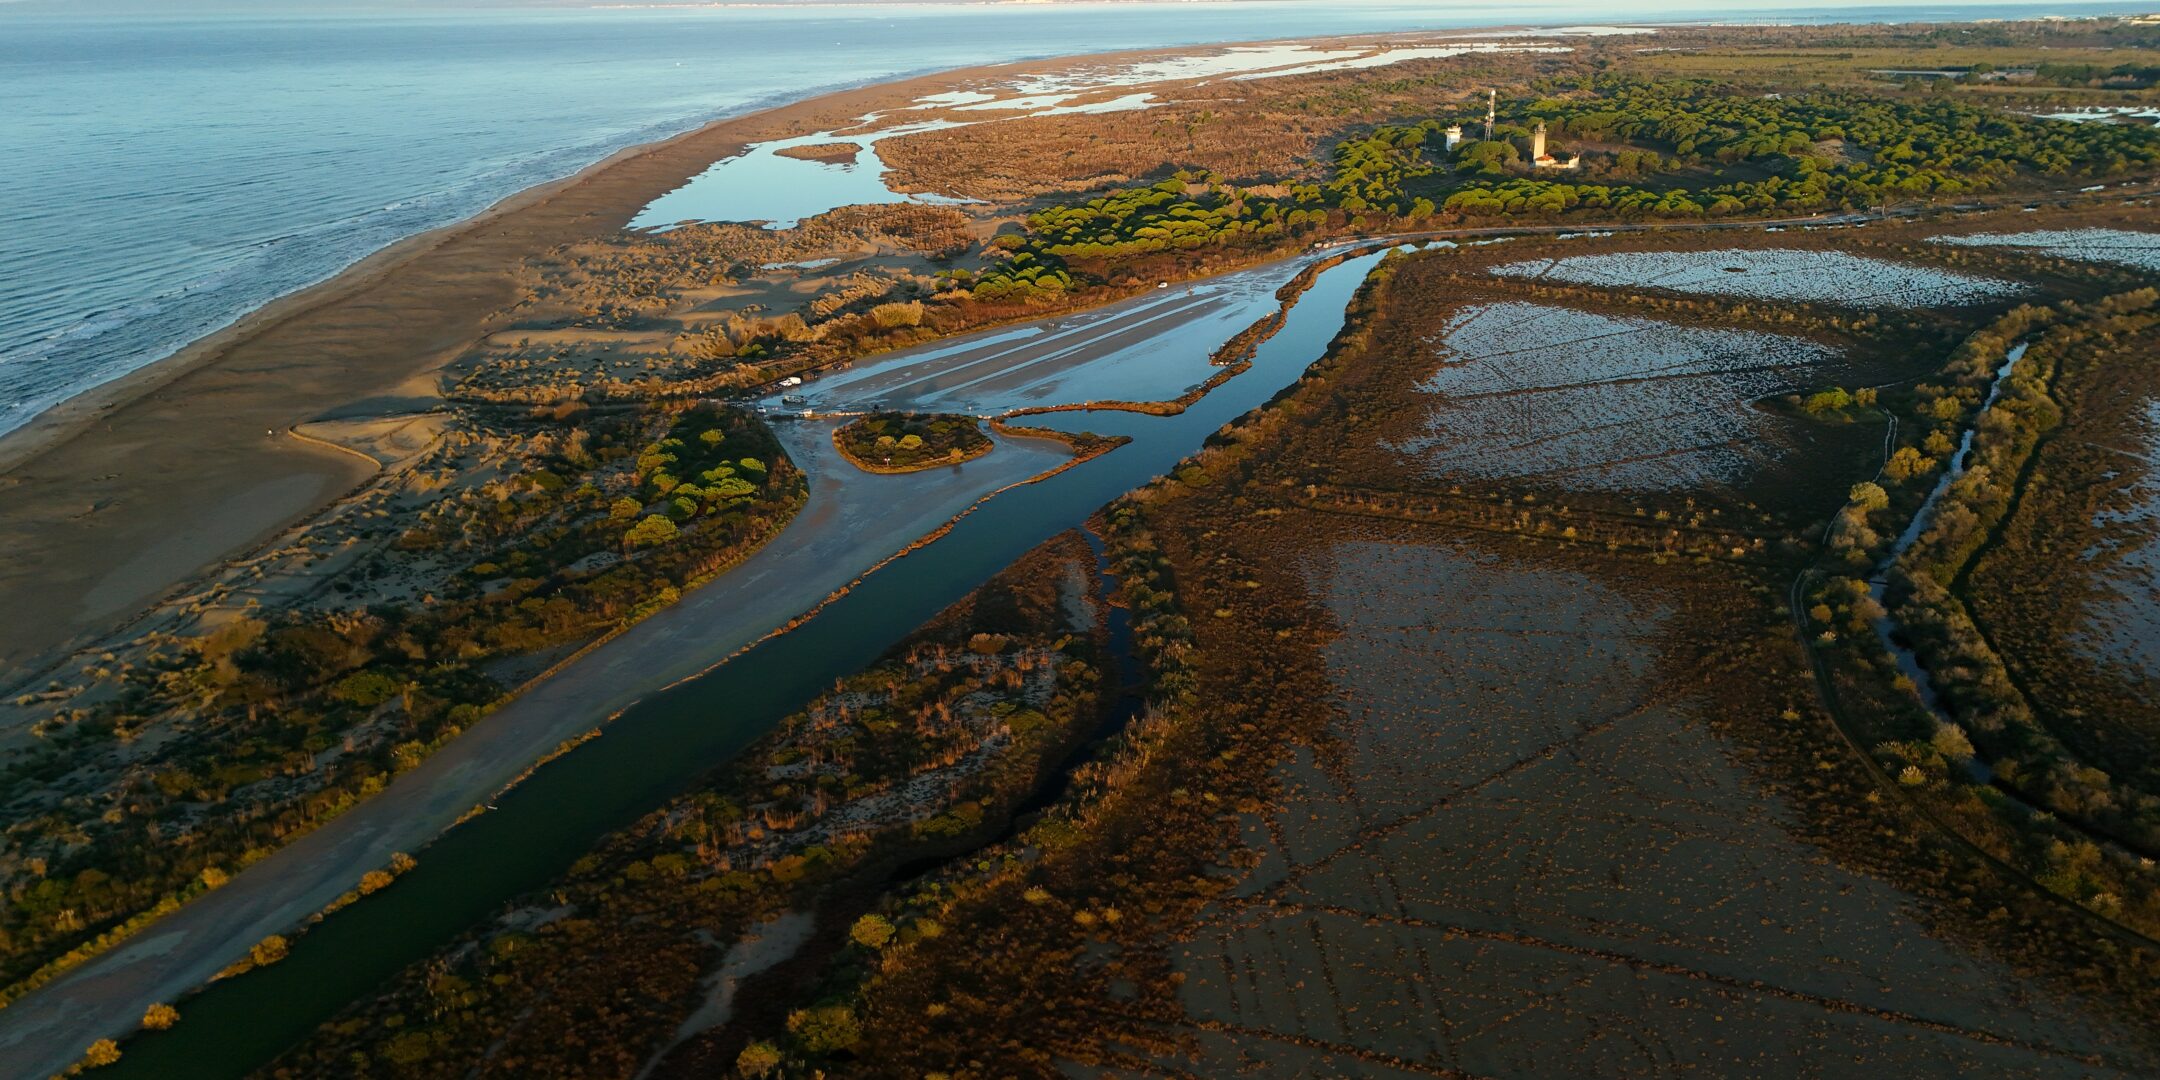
[1966,317,2160,792]
[33,18,2160,1074]
[725,221,2160,1077]
[257,533,1116,1078]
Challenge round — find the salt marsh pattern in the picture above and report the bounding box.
[1396,302,1833,490]
[1493,248,2020,308]
[1168,537,2142,1077]
[2080,400,2160,683]
[1934,228,2160,272]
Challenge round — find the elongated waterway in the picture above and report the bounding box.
[1868,343,2026,762]
[100,247,1397,1078]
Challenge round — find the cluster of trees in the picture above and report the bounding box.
[1443,178,1721,217]
[614,408,774,547]
[833,412,991,472]
[2030,61,2160,88]
[0,405,803,999]
[957,249,1076,303]
[1801,385,1880,415]
[1442,78,2157,218]
[1526,77,2158,195]
[1807,294,2160,936]
[1322,123,1443,216]
[966,172,1330,301]
[978,77,2156,290]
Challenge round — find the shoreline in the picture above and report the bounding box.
[0,35,1315,676]
[0,70,915,477]
[0,22,1574,677]
[0,17,1523,474]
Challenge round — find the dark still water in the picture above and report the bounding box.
[1,0,2144,439]
[102,245,1394,1079]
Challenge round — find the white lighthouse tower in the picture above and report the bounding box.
[1530,121,1580,170]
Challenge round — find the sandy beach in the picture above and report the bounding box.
[0,22,1596,681]
[0,46,1162,679]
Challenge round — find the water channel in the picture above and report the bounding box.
[1867,342,2027,782]
[103,248,1399,1078]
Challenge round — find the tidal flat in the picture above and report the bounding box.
[1934,227,2160,271]
[1396,300,1837,491]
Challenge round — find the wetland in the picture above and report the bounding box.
[4,14,2160,1079]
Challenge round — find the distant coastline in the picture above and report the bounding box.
[0,66,921,465]
[2,0,2147,452]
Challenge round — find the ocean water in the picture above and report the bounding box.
[0,0,2144,440]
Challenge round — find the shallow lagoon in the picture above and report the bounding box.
[1934,228,2160,272]
[628,120,972,230]
[783,259,1307,416]
[1492,248,2019,308]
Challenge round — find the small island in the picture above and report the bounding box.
[772,141,862,165]
[833,411,992,473]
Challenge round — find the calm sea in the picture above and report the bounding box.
[0,1,2143,438]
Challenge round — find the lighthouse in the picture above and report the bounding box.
[1530,121,1581,170]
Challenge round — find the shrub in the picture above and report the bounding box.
[787,1004,862,1054]
[624,514,680,548]
[737,1040,784,1076]
[849,914,896,950]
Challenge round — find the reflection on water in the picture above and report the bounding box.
[785,259,1305,416]
[629,120,973,231]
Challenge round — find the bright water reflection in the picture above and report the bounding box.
[629,121,973,230]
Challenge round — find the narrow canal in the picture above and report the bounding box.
[105,248,1401,1078]
[1867,342,2028,782]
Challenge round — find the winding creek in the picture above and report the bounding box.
[72,248,1399,1079]
[1860,342,2158,874]
[1867,343,2028,783]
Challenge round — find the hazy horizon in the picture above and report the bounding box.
[6,0,2155,13]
